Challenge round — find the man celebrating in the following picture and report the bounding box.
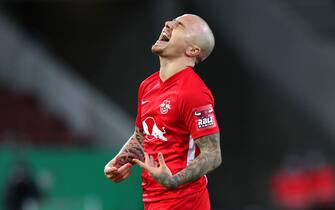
[104,14,222,210]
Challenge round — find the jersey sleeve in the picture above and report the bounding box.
[179,87,220,140]
[135,82,143,128]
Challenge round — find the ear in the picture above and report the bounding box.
[185,46,201,59]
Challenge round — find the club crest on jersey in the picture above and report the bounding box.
[160,100,171,114]
[193,104,216,129]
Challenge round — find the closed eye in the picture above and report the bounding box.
[173,19,186,28]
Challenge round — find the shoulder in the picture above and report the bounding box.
[179,69,215,104]
[180,69,212,96]
[141,70,159,85]
[139,71,159,89]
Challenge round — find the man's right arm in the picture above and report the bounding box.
[104,126,145,182]
[117,126,145,166]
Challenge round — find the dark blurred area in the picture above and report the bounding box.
[1,0,335,210]
[4,159,43,210]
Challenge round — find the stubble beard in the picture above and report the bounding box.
[151,44,162,55]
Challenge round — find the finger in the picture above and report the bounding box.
[117,163,132,174]
[112,169,131,182]
[106,171,119,180]
[119,153,134,166]
[133,159,151,172]
[105,156,120,171]
[111,156,118,164]
[109,156,119,167]
[113,171,131,183]
[157,152,166,167]
[121,170,132,180]
[116,165,132,178]
[105,166,118,175]
[149,155,155,167]
[144,152,149,164]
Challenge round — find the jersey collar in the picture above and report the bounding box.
[159,67,193,86]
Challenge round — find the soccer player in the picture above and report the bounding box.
[104,14,221,210]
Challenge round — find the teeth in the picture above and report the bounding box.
[161,32,170,41]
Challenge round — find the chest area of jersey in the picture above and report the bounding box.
[140,85,180,142]
[141,85,179,120]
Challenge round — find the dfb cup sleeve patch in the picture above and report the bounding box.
[193,104,216,130]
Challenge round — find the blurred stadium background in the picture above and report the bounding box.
[1,0,335,210]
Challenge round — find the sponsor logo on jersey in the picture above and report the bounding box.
[160,100,171,114]
[193,104,216,129]
[141,100,149,105]
[142,117,168,141]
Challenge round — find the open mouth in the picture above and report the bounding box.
[159,32,170,42]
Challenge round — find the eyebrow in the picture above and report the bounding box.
[173,19,186,28]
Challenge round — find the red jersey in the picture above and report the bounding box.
[135,67,220,203]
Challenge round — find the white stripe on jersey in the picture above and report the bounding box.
[186,135,196,166]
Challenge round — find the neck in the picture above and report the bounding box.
[159,57,195,81]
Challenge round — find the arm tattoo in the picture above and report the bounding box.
[118,127,145,166]
[169,132,221,188]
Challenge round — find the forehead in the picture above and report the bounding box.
[175,15,202,30]
[176,15,189,22]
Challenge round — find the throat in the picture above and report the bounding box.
[159,64,192,82]
[159,57,195,81]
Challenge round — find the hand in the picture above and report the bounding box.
[104,156,132,182]
[133,152,177,189]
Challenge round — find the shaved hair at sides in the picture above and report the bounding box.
[185,14,215,63]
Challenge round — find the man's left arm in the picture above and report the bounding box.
[133,132,222,189]
[170,132,221,188]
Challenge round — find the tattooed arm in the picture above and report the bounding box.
[170,132,221,187]
[117,126,145,166]
[133,132,221,188]
[104,126,145,182]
